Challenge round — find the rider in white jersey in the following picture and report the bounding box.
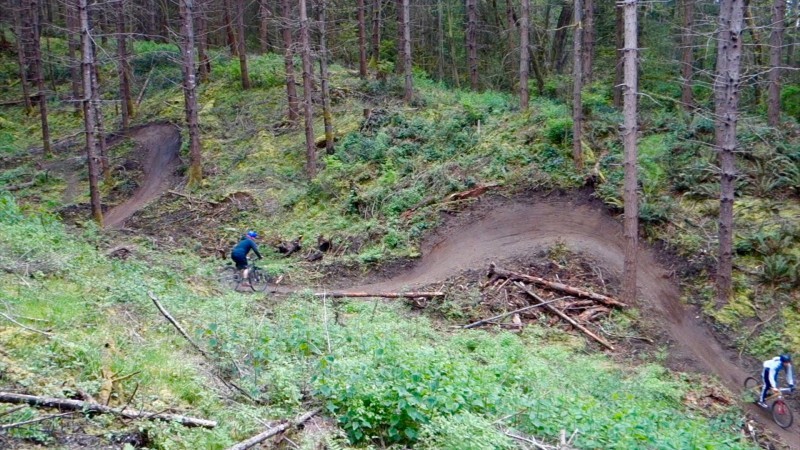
[759,354,794,407]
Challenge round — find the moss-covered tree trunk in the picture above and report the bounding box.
[13,0,33,113]
[25,0,51,156]
[680,0,694,110]
[180,0,202,187]
[519,0,530,110]
[319,0,334,154]
[259,0,271,54]
[371,0,382,80]
[581,0,594,84]
[116,0,133,130]
[66,0,82,116]
[235,0,250,89]
[281,0,298,123]
[79,0,103,225]
[713,0,745,306]
[466,0,478,89]
[197,0,210,83]
[572,0,583,171]
[402,0,412,103]
[358,0,367,78]
[299,0,315,178]
[767,0,786,127]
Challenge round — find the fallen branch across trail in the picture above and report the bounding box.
[313,291,444,299]
[0,392,217,428]
[489,263,626,308]
[226,407,322,450]
[515,282,615,351]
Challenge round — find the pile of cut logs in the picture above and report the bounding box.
[464,263,628,351]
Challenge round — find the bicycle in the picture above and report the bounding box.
[744,376,795,428]
[218,258,270,292]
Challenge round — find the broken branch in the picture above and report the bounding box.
[0,411,76,431]
[489,263,626,308]
[148,292,210,359]
[0,392,216,428]
[312,291,444,299]
[515,282,615,351]
[0,312,52,337]
[226,407,322,450]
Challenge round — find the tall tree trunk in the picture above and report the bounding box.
[223,0,237,56]
[572,0,583,170]
[299,0,315,178]
[25,0,51,156]
[197,0,210,83]
[116,0,133,130]
[437,0,444,82]
[66,0,82,115]
[447,1,460,87]
[235,0,250,89]
[282,0,298,123]
[622,0,638,306]
[581,0,594,83]
[371,0,381,79]
[396,0,404,74]
[519,0,530,109]
[714,0,745,306]
[91,45,109,182]
[79,0,103,225]
[180,0,203,186]
[613,3,623,108]
[680,0,694,110]
[466,0,478,89]
[259,0,271,54]
[402,0,412,103]
[358,0,367,78]
[767,0,786,127]
[13,0,33,113]
[319,0,334,154]
[744,0,763,107]
[787,0,798,66]
[551,3,573,74]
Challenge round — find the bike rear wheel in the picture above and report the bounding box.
[772,399,793,428]
[249,268,270,292]
[219,266,242,290]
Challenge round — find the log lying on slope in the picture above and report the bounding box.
[226,407,321,450]
[0,392,217,428]
[313,291,444,299]
[488,263,626,308]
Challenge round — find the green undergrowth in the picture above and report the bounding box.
[0,199,753,448]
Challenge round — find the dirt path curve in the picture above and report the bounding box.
[350,194,799,448]
[104,124,181,228]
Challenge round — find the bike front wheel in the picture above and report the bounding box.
[743,377,760,402]
[772,399,793,428]
[249,268,270,292]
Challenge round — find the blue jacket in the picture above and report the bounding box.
[231,236,262,259]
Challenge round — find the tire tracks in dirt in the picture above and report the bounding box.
[353,194,799,448]
[103,124,181,228]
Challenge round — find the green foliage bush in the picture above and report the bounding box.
[545,118,573,145]
[781,84,800,122]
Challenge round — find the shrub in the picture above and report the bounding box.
[781,84,800,122]
[544,118,573,145]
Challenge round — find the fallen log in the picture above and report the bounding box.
[313,291,444,299]
[226,407,321,450]
[489,263,626,308]
[0,392,217,428]
[4,180,35,192]
[462,296,569,329]
[515,282,615,351]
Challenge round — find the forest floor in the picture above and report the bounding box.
[42,122,800,448]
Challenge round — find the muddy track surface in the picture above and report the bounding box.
[103,124,181,228]
[352,194,799,448]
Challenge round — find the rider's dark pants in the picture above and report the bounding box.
[761,368,773,403]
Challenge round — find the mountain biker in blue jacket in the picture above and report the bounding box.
[759,354,794,407]
[231,231,262,282]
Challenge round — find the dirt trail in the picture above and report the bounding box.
[103,124,180,228]
[356,195,799,448]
